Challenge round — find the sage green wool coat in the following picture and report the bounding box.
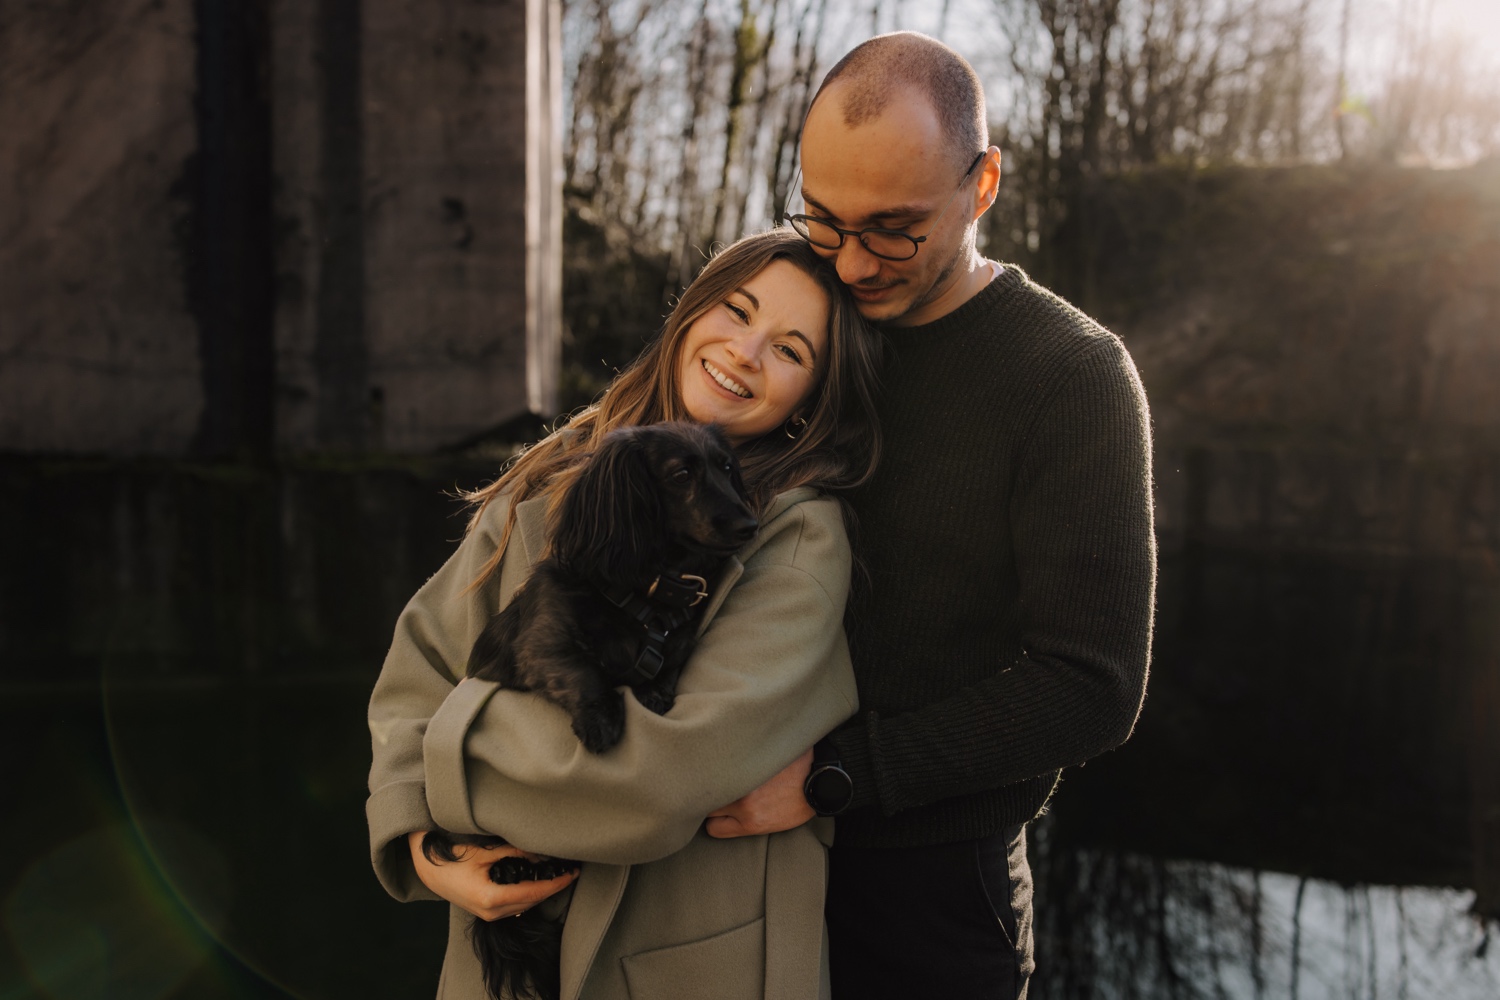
[367,486,858,1000]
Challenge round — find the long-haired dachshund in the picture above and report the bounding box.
[424,421,758,1000]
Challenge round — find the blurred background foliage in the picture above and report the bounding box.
[554,0,1500,405]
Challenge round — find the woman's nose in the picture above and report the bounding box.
[724,335,762,371]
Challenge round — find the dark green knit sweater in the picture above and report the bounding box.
[829,264,1156,849]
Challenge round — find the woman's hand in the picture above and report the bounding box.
[705,748,816,838]
[406,831,578,922]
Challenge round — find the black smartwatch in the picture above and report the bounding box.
[803,738,854,816]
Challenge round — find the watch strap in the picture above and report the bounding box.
[812,737,841,769]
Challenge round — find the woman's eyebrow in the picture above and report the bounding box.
[787,330,818,362]
[734,287,760,310]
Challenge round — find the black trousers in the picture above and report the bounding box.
[825,825,1034,1000]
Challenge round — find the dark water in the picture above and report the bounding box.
[0,681,445,999]
[2,457,1495,998]
[0,458,472,998]
[5,677,1494,1000]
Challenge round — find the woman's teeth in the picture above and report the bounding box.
[703,360,751,398]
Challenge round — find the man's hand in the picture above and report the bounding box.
[406,831,578,922]
[705,748,816,838]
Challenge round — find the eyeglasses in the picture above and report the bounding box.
[783,151,986,262]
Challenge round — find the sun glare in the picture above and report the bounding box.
[1423,0,1500,56]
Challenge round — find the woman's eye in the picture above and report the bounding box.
[725,303,748,322]
[775,343,804,365]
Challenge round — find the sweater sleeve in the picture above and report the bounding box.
[830,336,1156,816]
[420,496,859,866]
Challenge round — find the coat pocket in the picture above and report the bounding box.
[620,916,765,1000]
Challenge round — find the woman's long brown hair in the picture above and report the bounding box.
[463,227,882,591]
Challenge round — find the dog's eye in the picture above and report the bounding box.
[671,467,692,484]
[722,461,733,473]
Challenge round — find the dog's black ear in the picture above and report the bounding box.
[705,424,751,502]
[466,608,518,682]
[553,429,662,585]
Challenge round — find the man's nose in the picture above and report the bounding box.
[834,238,881,285]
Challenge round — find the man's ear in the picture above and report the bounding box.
[973,147,1003,222]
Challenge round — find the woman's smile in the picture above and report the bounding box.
[701,359,752,398]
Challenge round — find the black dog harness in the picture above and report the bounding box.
[598,572,710,685]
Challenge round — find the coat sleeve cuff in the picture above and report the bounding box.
[423,677,504,835]
[365,780,442,902]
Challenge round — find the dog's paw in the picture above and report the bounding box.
[574,697,625,753]
[634,686,675,716]
[488,856,581,885]
[489,856,537,885]
[532,857,582,880]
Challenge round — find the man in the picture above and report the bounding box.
[704,31,1156,999]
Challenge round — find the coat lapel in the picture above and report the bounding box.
[559,864,630,1000]
[694,486,814,636]
[694,556,743,636]
[514,495,549,572]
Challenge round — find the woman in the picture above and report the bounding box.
[366,228,881,1000]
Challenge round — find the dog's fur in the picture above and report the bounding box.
[424,421,758,1000]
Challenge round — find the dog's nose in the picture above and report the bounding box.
[727,515,759,543]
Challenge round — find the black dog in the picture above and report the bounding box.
[424,421,758,1000]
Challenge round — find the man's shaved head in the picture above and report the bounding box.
[811,31,987,170]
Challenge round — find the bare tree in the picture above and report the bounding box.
[556,0,1500,379]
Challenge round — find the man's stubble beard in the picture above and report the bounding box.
[881,222,977,326]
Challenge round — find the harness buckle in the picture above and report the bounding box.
[647,573,710,607]
[632,642,665,682]
[682,574,708,606]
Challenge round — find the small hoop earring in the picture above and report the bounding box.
[783,415,808,440]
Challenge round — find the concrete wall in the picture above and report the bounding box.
[0,0,562,457]
[0,1,202,454]
[273,0,562,453]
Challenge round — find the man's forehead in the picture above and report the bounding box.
[798,153,952,224]
[799,179,930,226]
[799,87,956,220]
